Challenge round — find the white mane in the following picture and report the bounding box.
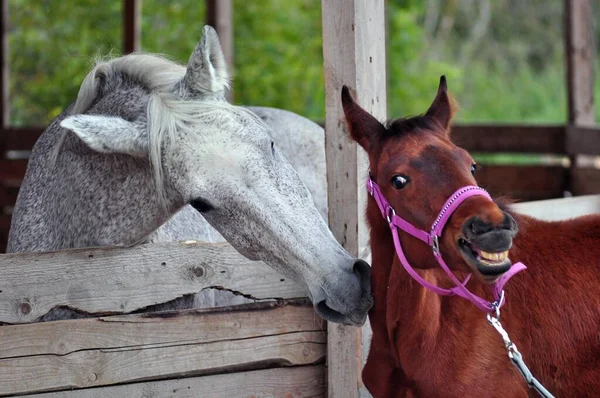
[61,53,267,212]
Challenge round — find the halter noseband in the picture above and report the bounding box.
[367,176,527,312]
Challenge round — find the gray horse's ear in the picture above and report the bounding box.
[179,25,230,97]
[60,115,148,157]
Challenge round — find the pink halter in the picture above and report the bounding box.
[367,176,527,312]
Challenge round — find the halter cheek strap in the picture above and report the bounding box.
[367,178,527,312]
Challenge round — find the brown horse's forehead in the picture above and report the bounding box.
[378,132,469,178]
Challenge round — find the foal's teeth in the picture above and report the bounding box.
[479,250,509,262]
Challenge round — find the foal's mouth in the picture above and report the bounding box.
[457,237,512,282]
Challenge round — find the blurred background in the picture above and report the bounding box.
[6,0,599,126]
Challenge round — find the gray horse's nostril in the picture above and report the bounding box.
[353,259,372,293]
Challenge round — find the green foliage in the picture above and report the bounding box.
[8,0,122,126]
[6,0,600,127]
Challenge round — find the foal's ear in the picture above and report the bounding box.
[60,115,148,157]
[425,75,456,131]
[179,25,230,98]
[341,86,386,151]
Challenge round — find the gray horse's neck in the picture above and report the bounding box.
[8,89,185,252]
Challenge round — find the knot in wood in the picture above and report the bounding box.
[19,301,31,315]
[191,266,204,278]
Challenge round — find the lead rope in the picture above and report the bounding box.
[487,293,555,398]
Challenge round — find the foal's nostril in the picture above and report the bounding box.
[352,259,372,293]
[502,212,519,233]
[465,217,493,236]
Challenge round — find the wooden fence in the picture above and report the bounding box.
[0,241,327,397]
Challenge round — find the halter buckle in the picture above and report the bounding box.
[386,206,396,224]
[431,235,440,255]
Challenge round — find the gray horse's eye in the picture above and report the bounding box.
[271,141,275,155]
[190,197,215,213]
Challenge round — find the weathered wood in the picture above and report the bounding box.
[476,165,567,201]
[565,0,595,126]
[322,0,386,396]
[565,126,600,155]
[512,194,600,221]
[0,242,306,324]
[123,0,141,54]
[0,300,322,358]
[20,365,326,398]
[0,304,326,396]
[452,125,566,154]
[569,167,600,196]
[0,0,7,130]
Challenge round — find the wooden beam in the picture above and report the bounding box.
[570,167,600,196]
[122,0,140,54]
[0,304,325,396]
[0,0,8,130]
[0,242,307,324]
[0,184,18,206]
[206,0,233,101]
[476,165,568,201]
[566,126,600,155]
[22,365,326,398]
[0,159,27,181]
[452,125,566,154]
[564,0,595,126]
[322,1,386,397]
[0,126,43,150]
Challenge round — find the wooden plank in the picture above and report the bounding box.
[452,125,566,154]
[0,0,7,130]
[565,125,600,155]
[512,194,600,221]
[0,305,325,396]
[0,300,322,358]
[122,0,141,54]
[0,127,43,151]
[21,365,326,398]
[322,1,386,397]
[565,0,595,126]
[0,242,307,324]
[475,165,567,201]
[570,167,600,196]
[0,159,27,181]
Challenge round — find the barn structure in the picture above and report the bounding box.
[0,0,598,397]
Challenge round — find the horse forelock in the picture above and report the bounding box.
[60,52,268,213]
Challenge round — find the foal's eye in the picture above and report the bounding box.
[391,175,410,190]
[470,164,478,176]
[271,141,275,155]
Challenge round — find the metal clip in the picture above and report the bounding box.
[431,235,440,255]
[368,179,374,196]
[386,206,396,224]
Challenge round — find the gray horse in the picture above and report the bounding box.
[7,26,372,325]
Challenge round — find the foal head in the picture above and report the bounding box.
[342,77,518,282]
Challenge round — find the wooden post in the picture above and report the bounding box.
[321,1,387,397]
[123,0,141,54]
[564,0,596,195]
[565,0,595,126]
[1,0,8,130]
[206,0,233,101]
